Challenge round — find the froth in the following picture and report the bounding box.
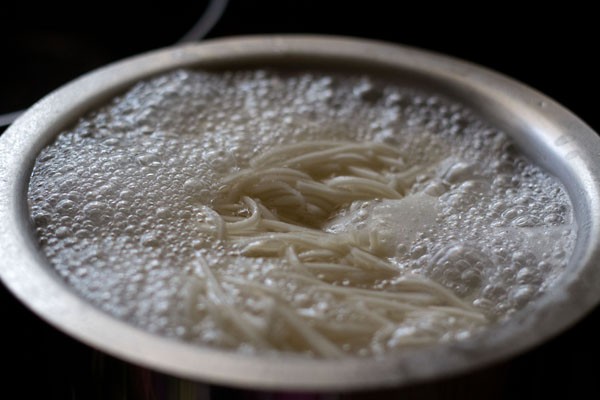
[28,69,575,357]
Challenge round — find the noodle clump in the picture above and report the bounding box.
[193,141,486,357]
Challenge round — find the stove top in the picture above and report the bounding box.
[1,2,598,398]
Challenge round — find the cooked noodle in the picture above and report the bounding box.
[193,140,486,356]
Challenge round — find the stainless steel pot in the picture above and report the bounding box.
[1,35,599,392]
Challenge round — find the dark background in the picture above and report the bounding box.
[1,1,598,398]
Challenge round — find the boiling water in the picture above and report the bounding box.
[28,69,575,357]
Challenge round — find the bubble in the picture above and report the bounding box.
[55,226,71,239]
[429,244,488,297]
[32,211,51,227]
[510,284,535,307]
[443,162,475,183]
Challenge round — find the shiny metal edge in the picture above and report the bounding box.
[1,35,599,391]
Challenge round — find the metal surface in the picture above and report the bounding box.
[1,36,599,392]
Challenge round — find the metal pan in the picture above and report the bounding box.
[1,35,599,392]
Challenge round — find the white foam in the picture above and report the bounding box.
[28,69,575,357]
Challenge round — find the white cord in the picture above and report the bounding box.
[0,0,229,130]
[178,0,229,43]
